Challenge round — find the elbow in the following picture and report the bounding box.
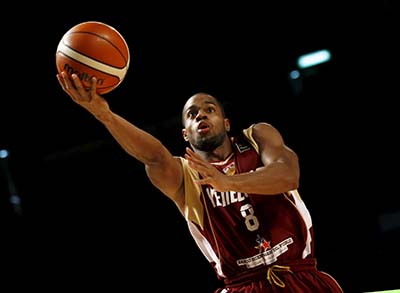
[287,178,299,191]
[282,170,299,191]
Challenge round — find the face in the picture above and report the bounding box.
[182,93,230,152]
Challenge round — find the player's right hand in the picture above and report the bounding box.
[56,71,111,119]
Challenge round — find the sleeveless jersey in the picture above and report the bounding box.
[179,123,314,280]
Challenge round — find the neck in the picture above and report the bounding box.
[195,138,234,162]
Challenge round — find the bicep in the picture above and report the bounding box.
[252,123,299,170]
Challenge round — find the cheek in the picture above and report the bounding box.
[185,125,199,141]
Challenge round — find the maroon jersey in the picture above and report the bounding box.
[179,124,342,292]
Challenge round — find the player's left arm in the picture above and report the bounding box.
[247,122,300,195]
[185,122,299,194]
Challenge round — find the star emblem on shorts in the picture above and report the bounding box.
[255,234,271,253]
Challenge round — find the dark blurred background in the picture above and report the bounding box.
[1,1,398,292]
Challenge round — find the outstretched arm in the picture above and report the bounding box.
[185,122,299,195]
[56,72,184,204]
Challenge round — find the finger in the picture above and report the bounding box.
[185,150,204,163]
[186,147,202,158]
[71,74,84,92]
[185,155,202,168]
[188,160,210,175]
[90,77,97,95]
[195,178,209,186]
[185,147,194,156]
[60,71,73,91]
[56,74,67,91]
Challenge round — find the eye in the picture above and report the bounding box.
[187,110,197,119]
[206,107,215,113]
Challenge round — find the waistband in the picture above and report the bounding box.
[224,258,317,288]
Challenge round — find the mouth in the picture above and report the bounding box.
[197,122,210,133]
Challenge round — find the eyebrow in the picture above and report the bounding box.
[185,101,217,112]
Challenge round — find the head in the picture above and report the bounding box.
[182,92,231,152]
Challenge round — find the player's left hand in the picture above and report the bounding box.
[184,147,230,192]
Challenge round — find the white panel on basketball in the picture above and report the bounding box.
[57,42,128,80]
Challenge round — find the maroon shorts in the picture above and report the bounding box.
[215,258,343,293]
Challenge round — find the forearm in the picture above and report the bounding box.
[227,163,299,195]
[95,110,168,164]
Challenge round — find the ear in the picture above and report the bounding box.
[182,128,189,141]
[224,118,231,132]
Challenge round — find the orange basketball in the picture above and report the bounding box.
[56,21,130,94]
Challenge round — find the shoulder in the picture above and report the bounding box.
[239,122,272,153]
[243,122,280,140]
[252,122,277,132]
[176,156,200,180]
[243,122,285,149]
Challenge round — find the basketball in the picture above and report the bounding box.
[56,21,130,94]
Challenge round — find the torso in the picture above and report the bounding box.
[181,127,314,279]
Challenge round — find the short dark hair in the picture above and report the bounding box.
[181,92,226,126]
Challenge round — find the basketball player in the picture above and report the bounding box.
[57,71,343,292]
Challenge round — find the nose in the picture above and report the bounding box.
[195,110,207,121]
